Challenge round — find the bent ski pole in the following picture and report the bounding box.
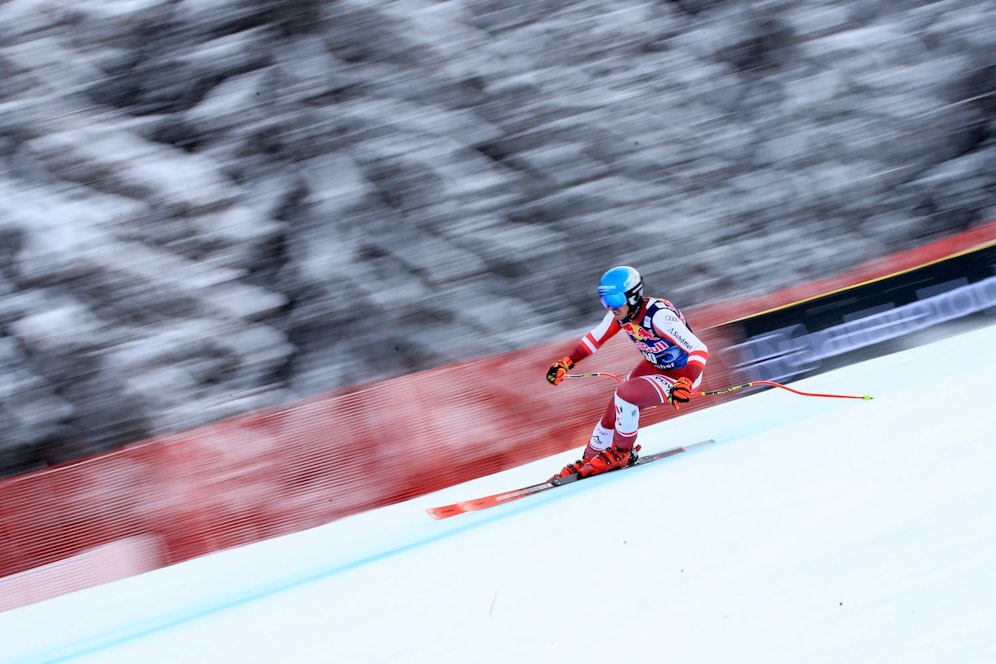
[698,380,872,400]
[567,373,872,400]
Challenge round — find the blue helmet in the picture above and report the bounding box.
[598,266,643,310]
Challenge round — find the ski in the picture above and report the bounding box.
[426,439,715,520]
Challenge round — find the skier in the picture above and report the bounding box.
[546,266,709,479]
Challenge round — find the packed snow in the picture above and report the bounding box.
[1,322,994,663]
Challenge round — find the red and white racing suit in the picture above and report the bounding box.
[565,296,709,454]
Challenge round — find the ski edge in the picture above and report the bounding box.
[425,439,715,520]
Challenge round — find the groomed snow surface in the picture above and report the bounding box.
[2,323,994,664]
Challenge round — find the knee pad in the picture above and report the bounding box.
[613,392,640,437]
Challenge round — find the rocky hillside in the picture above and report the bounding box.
[0,0,992,475]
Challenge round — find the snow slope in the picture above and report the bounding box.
[2,323,994,664]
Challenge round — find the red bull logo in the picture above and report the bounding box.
[623,322,655,341]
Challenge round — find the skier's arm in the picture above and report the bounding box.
[569,311,621,364]
[546,312,621,385]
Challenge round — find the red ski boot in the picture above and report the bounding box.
[551,459,586,482]
[578,444,641,478]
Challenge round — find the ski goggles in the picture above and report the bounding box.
[599,291,627,309]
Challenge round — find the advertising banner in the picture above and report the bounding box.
[720,240,996,385]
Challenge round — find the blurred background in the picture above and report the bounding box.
[0,0,992,476]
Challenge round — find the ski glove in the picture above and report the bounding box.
[546,356,575,385]
[669,377,693,409]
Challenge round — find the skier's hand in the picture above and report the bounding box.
[669,377,693,409]
[546,356,575,385]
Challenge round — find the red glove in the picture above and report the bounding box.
[546,356,575,385]
[669,377,693,409]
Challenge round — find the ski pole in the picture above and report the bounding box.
[697,380,872,400]
[567,373,872,400]
[566,371,623,383]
